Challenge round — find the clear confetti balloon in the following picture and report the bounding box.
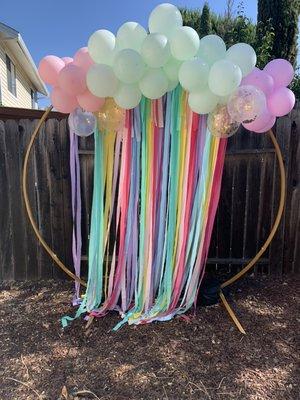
[68,107,97,137]
[207,104,240,138]
[227,85,266,123]
[95,97,125,133]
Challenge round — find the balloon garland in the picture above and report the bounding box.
[32,3,295,330]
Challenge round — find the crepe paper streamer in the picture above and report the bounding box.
[69,130,82,304]
[63,86,227,329]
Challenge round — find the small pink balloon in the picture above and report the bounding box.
[38,55,65,86]
[267,87,295,117]
[77,90,105,112]
[264,59,294,88]
[58,64,87,95]
[62,57,73,65]
[243,108,273,131]
[242,67,274,96]
[73,47,94,73]
[255,115,276,133]
[50,87,78,114]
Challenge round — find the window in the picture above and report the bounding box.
[6,55,16,96]
[31,89,37,109]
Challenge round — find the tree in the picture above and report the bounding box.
[199,3,212,37]
[257,0,300,66]
[180,7,201,33]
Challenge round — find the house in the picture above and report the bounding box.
[0,22,48,109]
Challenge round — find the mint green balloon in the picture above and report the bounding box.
[148,3,183,38]
[116,22,147,52]
[163,57,182,81]
[87,64,119,97]
[141,33,171,68]
[188,88,219,114]
[208,59,242,96]
[114,83,142,109]
[226,43,257,76]
[218,94,230,105]
[198,35,226,65]
[167,79,179,92]
[88,29,116,65]
[113,49,145,84]
[170,26,200,60]
[139,68,168,99]
[178,58,209,92]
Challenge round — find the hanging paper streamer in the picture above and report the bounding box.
[63,86,227,329]
[69,126,82,303]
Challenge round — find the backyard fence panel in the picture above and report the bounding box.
[0,105,299,281]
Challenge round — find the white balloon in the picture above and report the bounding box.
[148,3,183,38]
[178,58,209,92]
[86,64,119,97]
[88,29,116,65]
[226,43,257,76]
[188,88,219,114]
[163,57,182,81]
[141,33,171,68]
[139,68,168,99]
[208,59,242,96]
[116,22,147,52]
[113,49,145,84]
[114,83,142,109]
[198,35,226,65]
[170,26,200,61]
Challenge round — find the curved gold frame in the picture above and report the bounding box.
[22,107,285,332]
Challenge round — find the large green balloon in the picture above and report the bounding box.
[226,43,257,77]
[139,68,168,99]
[178,58,209,92]
[208,59,242,96]
[148,3,183,38]
[116,22,147,52]
[114,83,142,109]
[198,35,226,65]
[163,57,182,81]
[113,49,145,84]
[141,33,171,68]
[88,29,116,65]
[188,88,219,114]
[170,26,200,61]
[87,64,119,97]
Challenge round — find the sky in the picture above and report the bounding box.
[0,0,298,107]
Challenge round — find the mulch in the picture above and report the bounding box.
[0,275,299,400]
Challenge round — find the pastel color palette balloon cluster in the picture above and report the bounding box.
[38,3,295,138]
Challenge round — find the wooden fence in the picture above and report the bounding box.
[0,104,299,281]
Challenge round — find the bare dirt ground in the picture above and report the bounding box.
[0,276,299,400]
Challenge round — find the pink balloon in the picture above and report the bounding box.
[38,55,65,86]
[255,115,276,133]
[50,87,78,113]
[264,59,294,88]
[73,47,94,73]
[62,57,73,65]
[267,87,295,117]
[58,64,87,95]
[242,108,273,131]
[241,67,274,96]
[77,90,105,112]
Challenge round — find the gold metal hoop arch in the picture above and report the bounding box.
[22,106,285,329]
